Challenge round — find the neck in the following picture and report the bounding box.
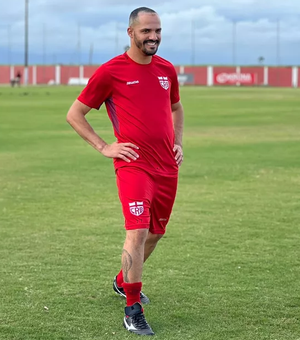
[126,47,153,65]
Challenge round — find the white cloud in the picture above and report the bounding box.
[0,0,299,65]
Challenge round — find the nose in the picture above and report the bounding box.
[148,31,158,41]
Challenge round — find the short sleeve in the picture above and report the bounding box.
[77,65,112,110]
[170,65,180,105]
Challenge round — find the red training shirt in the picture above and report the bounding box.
[78,52,180,176]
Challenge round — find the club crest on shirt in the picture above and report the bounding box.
[158,76,169,90]
[129,202,144,216]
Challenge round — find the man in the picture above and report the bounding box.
[66,7,184,336]
[15,71,21,86]
[10,71,22,87]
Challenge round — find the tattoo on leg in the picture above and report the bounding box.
[122,249,133,283]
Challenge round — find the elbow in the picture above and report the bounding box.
[66,100,90,125]
[66,111,73,125]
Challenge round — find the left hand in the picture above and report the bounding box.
[173,144,183,167]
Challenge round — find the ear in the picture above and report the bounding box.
[127,27,133,38]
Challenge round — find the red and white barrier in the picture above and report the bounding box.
[0,65,298,87]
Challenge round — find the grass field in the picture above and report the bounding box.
[0,86,300,340]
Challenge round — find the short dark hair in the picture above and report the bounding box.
[129,7,157,26]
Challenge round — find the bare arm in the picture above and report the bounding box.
[66,99,107,152]
[172,101,184,166]
[66,99,139,162]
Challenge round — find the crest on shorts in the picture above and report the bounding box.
[129,202,144,216]
[158,76,169,90]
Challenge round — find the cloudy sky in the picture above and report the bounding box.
[0,0,299,66]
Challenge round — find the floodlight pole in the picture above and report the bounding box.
[24,0,29,85]
[77,23,81,65]
[232,21,237,66]
[43,23,46,65]
[115,22,119,56]
[276,19,281,86]
[89,43,94,65]
[7,25,12,65]
[191,19,195,65]
[276,19,280,66]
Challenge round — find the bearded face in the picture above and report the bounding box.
[129,13,162,56]
[133,34,161,56]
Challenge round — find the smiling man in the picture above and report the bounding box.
[66,7,184,336]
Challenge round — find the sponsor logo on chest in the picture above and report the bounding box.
[126,80,139,85]
[158,76,169,90]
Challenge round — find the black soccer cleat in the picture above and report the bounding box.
[113,276,150,304]
[123,302,155,336]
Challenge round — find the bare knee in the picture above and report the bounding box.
[147,232,164,245]
[125,229,149,245]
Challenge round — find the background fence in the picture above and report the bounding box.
[1,65,299,87]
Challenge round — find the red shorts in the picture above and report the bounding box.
[116,167,178,234]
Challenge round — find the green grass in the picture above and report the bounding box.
[0,86,300,340]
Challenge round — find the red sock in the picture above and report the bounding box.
[116,270,123,287]
[123,282,142,306]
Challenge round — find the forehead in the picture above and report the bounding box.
[135,12,161,28]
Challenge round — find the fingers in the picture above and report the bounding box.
[120,147,139,162]
[175,152,183,166]
[123,147,139,159]
[177,155,183,166]
[116,144,139,162]
[174,149,181,161]
[102,143,140,162]
[104,142,184,166]
[118,143,139,162]
[173,145,183,166]
[123,143,139,150]
[118,154,131,163]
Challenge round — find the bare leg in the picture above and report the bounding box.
[117,231,163,286]
[144,231,163,262]
[122,229,149,283]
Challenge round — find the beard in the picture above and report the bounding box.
[134,36,160,56]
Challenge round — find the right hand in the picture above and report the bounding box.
[101,142,139,163]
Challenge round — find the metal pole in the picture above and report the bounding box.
[89,43,93,65]
[24,0,29,85]
[191,19,195,65]
[115,22,119,55]
[232,21,237,66]
[276,19,280,86]
[8,25,12,65]
[77,23,81,65]
[43,23,46,65]
[276,19,280,66]
[43,23,46,83]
